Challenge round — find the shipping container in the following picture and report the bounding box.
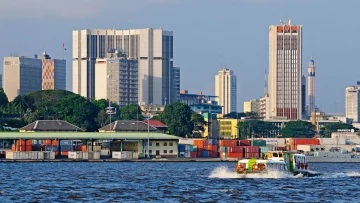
[245,146,260,153]
[101,149,110,156]
[178,144,186,152]
[290,138,320,146]
[203,150,209,157]
[228,152,244,158]
[220,152,227,159]
[16,140,25,146]
[208,139,219,145]
[25,140,32,146]
[52,140,59,146]
[190,152,197,158]
[185,151,191,158]
[259,146,273,153]
[43,140,52,146]
[238,140,251,146]
[112,151,134,160]
[87,146,101,152]
[251,140,266,147]
[68,151,82,159]
[178,138,195,145]
[25,146,32,151]
[219,140,237,147]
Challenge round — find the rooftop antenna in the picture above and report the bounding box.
[220,54,223,69]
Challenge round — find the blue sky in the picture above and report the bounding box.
[0,0,359,113]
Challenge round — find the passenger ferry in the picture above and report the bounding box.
[235,151,313,176]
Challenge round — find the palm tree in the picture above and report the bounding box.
[13,95,34,116]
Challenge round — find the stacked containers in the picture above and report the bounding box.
[219,140,240,158]
[238,140,251,146]
[290,138,320,150]
[192,139,218,158]
[251,140,266,147]
[245,146,260,158]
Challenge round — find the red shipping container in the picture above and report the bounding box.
[245,152,260,158]
[239,140,251,146]
[290,138,319,146]
[61,151,68,156]
[43,140,52,146]
[16,140,25,146]
[190,152,197,158]
[16,145,26,151]
[25,140,32,146]
[26,146,32,151]
[245,146,259,153]
[52,140,59,146]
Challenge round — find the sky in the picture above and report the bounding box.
[0,0,359,113]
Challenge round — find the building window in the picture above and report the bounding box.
[170,150,173,154]
[156,143,160,147]
[149,150,152,154]
[163,142,167,146]
[149,142,152,146]
[169,142,173,146]
[163,150,167,154]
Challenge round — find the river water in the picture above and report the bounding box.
[0,162,359,202]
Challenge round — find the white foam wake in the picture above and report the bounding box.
[209,166,295,179]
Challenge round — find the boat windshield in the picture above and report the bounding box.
[272,153,278,157]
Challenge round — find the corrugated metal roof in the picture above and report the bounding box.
[0,132,179,140]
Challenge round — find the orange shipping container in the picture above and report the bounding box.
[52,140,59,146]
[82,145,87,152]
[61,151,68,156]
[16,140,25,146]
[11,145,16,151]
[290,139,319,146]
[43,140,52,146]
[16,145,26,151]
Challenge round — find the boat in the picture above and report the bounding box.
[234,151,317,176]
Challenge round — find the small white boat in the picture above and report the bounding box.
[235,151,315,176]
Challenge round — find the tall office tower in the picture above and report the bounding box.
[308,57,315,116]
[3,56,42,101]
[171,67,180,103]
[301,75,306,117]
[268,19,302,120]
[41,51,66,90]
[345,86,360,122]
[215,68,237,115]
[72,28,175,105]
[95,50,138,107]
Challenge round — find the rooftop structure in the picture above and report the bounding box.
[20,120,82,132]
[99,120,158,132]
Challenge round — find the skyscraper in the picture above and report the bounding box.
[345,86,360,122]
[72,28,176,105]
[268,19,302,120]
[308,57,315,115]
[41,51,66,90]
[215,68,237,114]
[3,56,42,101]
[172,67,180,103]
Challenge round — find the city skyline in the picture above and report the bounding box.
[0,0,359,113]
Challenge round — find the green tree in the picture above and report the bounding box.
[23,108,40,123]
[92,99,109,110]
[12,95,35,116]
[119,104,143,120]
[191,112,207,133]
[96,109,108,127]
[224,112,246,119]
[161,102,193,137]
[237,120,278,139]
[280,120,316,138]
[320,123,357,138]
[0,88,9,108]
[150,113,162,121]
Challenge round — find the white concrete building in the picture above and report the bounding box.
[215,68,237,114]
[260,95,270,119]
[268,19,302,120]
[308,57,315,116]
[3,56,42,101]
[72,28,176,105]
[95,51,138,107]
[244,99,260,113]
[345,86,360,122]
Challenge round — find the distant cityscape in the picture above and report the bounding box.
[2,19,360,136]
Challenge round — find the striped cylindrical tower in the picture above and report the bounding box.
[308,57,315,115]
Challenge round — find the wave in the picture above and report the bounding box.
[209,166,295,179]
[313,171,360,179]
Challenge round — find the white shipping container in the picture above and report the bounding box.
[37,152,44,160]
[88,152,100,159]
[185,151,191,158]
[6,151,14,159]
[68,151,83,159]
[112,151,134,160]
[178,139,195,145]
[132,152,138,159]
[112,151,121,159]
[185,144,191,151]
[101,150,110,156]
[82,152,89,160]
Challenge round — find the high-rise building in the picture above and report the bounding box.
[345,86,360,122]
[268,19,302,120]
[259,95,270,119]
[3,56,42,101]
[72,28,176,105]
[243,99,260,113]
[308,57,315,116]
[95,50,138,107]
[172,67,180,103]
[41,51,66,90]
[215,68,237,114]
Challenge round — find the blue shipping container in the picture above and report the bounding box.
[60,145,74,152]
[208,139,219,145]
[45,146,58,152]
[60,140,74,145]
[203,150,209,157]
[178,144,186,152]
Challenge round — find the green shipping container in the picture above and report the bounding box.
[251,140,266,147]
